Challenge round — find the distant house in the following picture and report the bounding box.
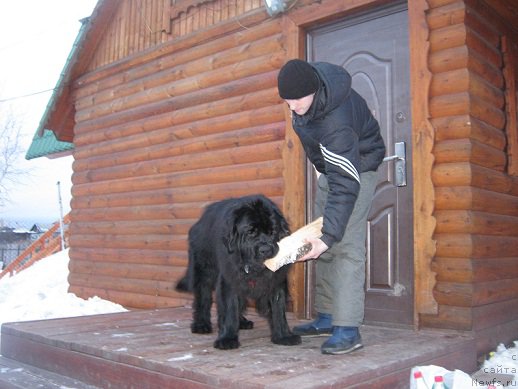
[27,0,518,357]
[0,224,47,269]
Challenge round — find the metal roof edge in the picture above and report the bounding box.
[25,129,74,160]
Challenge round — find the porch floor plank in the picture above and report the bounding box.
[1,307,478,388]
[0,355,101,389]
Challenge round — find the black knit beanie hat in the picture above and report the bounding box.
[277,59,320,99]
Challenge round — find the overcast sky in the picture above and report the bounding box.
[0,0,98,227]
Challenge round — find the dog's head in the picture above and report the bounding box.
[225,196,289,270]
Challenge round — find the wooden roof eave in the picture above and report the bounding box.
[34,0,121,144]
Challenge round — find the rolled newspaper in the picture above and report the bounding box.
[264,217,323,272]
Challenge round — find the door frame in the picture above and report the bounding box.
[282,0,437,327]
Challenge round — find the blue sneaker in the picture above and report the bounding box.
[292,313,333,337]
[321,326,363,355]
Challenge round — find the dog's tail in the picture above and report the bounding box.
[175,275,191,292]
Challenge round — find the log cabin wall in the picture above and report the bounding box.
[51,0,518,356]
[422,0,518,354]
[66,0,299,309]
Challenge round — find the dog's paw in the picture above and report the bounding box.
[239,316,254,330]
[214,337,240,350]
[272,334,302,346]
[191,321,212,334]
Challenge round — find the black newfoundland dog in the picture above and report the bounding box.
[176,194,301,350]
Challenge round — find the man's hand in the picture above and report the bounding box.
[296,237,329,262]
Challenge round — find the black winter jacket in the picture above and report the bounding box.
[291,62,386,248]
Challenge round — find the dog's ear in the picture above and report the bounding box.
[222,211,239,253]
[223,225,238,253]
[274,208,290,238]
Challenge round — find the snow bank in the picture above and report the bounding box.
[0,249,127,328]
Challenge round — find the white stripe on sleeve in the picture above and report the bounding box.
[320,144,360,183]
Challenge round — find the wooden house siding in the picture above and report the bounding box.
[34,0,518,357]
[422,0,518,354]
[85,0,264,70]
[67,2,295,309]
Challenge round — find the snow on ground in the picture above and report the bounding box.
[0,249,127,329]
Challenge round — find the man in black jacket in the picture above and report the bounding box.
[277,59,386,354]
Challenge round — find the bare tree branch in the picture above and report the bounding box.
[0,107,26,206]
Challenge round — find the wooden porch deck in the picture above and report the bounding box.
[0,307,478,388]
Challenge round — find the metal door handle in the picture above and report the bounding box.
[383,141,407,187]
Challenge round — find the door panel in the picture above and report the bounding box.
[307,4,414,326]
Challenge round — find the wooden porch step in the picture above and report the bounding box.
[0,355,101,389]
[1,307,479,388]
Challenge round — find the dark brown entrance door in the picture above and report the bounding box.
[306,3,414,326]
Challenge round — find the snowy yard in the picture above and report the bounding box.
[0,249,126,329]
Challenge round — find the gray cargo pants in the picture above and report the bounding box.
[313,171,378,327]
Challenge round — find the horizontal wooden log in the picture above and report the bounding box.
[75,8,276,88]
[68,285,187,309]
[74,86,281,136]
[73,144,282,190]
[469,164,518,194]
[69,259,184,282]
[420,305,472,331]
[429,46,468,73]
[433,115,506,150]
[70,219,193,237]
[466,27,501,69]
[435,186,518,217]
[435,233,518,258]
[466,0,518,38]
[69,269,185,298]
[69,233,187,251]
[69,273,188,301]
[431,94,503,130]
[464,4,501,48]
[434,279,518,308]
[73,104,284,156]
[432,162,518,195]
[433,257,518,283]
[429,92,469,118]
[472,258,518,282]
[432,257,472,283]
[70,247,187,266]
[426,1,465,30]
[70,202,205,222]
[430,70,504,114]
[430,68,469,97]
[429,46,502,88]
[472,297,518,331]
[73,123,284,174]
[76,33,284,110]
[470,94,506,130]
[434,210,518,235]
[72,151,283,193]
[433,139,506,170]
[433,281,472,307]
[467,49,503,89]
[70,195,284,223]
[76,55,283,123]
[429,23,466,52]
[70,177,284,209]
[432,162,472,186]
[469,71,505,109]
